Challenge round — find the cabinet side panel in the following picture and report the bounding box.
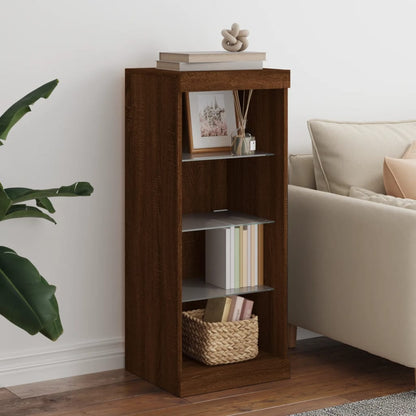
[125,71,182,395]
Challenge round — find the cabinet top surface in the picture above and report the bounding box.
[125,68,290,91]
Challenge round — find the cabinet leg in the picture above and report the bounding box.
[288,324,297,349]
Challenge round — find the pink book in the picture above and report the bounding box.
[228,296,245,321]
[240,298,254,320]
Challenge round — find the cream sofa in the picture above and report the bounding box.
[288,154,416,371]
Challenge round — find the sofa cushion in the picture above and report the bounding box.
[349,186,416,210]
[383,140,416,199]
[384,157,416,199]
[403,141,416,159]
[308,119,416,196]
[288,154,316,189]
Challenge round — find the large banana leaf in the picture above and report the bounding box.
[2,205,56,223]
[0,185,11,218]
[0,246,62,340]
[0,80,59,143]
[4,182,93,203]
[0,182,94,222]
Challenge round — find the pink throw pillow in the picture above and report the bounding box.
[403,140,416,159]
[384,141,416,199]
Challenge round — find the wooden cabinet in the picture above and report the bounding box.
[125,68,290,397]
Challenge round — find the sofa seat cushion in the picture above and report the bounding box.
[349,186,416,210]
[308,119,416,196]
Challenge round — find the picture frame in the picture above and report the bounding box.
[186,90,237,153]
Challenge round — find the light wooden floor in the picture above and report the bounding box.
[1,337,413,416]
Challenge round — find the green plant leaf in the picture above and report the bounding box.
[5,182,94,204]
[0,246,62,340]
[3,205,56,224]
[36,197,56,213]
[0,80,59,143]
[40,283,63,340]
[0,184,12,219]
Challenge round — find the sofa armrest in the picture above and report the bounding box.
[288,185,416,367]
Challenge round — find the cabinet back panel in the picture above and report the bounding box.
[182,231,205,280]
[182,160,227,214]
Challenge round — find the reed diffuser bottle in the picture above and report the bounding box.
[231,89,256,156]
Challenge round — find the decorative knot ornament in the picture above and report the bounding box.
[221,23,249,52]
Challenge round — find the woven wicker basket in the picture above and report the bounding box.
[182,308,258,366]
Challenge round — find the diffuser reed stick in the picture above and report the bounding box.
[233,89,253,137]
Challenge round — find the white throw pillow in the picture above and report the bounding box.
[308,119,416,196]
[349,186,416,211]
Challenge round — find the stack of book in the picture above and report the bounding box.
[156,51,266,72]
[203,296,254,322]
[205,224,264,290]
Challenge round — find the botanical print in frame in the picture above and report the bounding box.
[186,91,236,153]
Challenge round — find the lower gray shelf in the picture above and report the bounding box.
[182,278,274,302]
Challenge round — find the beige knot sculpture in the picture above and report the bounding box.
[221,23,249,52]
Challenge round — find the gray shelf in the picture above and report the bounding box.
[182,210,274,233]
[182,278,274,302]
[182,151,274,162]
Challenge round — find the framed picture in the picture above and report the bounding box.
[186,90,236,153]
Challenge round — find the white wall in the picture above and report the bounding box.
[1,0,416,386]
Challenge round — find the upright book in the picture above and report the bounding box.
[230,226,235,289]
[241,226,248,287]
[240,298,254,320]
[227,296,245,321]
[258,224,264,285]
[251,224,258,286]
[159,51,266,63]
[205,228,231,289]
[234,227,240,289]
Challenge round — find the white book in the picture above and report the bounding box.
[247,225,251,287]
[159,51,266,63]
[229,226,235,289]
[156,60,263,72]
[205,228,231,289]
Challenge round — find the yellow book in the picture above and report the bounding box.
[204,297,232,322]
[239,226,244,287]
[222,297,232,322]
[242,226,248,287]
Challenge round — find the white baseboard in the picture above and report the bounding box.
[297,327,321,340]
[0,338,125,387]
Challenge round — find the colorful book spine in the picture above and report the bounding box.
[252,224,258,286]
[242,226,248,287]
[234,227,240,289]
[249,224,258,286]
[227,295,245,321]
[258,224,264,286]
[240,298,254,320]
[229,226,235,289]
[247,225,251,287]
[205,224,265,290]
[204,297,232,322]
